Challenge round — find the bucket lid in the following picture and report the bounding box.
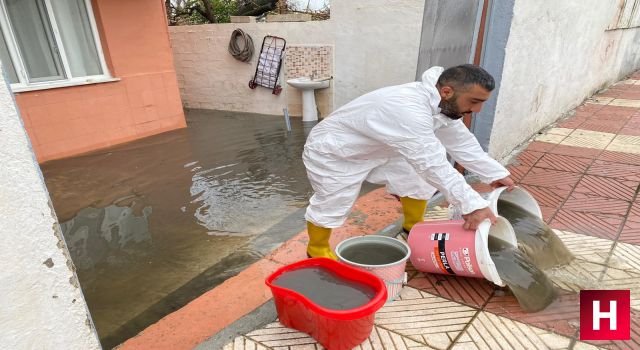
[474,217,516,287]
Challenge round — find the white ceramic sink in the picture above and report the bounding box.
[286,77,332,122]
[286,77,331,90]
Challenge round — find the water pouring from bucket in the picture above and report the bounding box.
[408,186,572,312]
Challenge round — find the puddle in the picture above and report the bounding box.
[273,267,377,310]
[41,110,316,348]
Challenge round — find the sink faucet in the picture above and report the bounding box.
[310,70,317,80]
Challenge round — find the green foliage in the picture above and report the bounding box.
[168,0,239,25]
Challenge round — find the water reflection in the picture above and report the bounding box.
[61,205,153,270]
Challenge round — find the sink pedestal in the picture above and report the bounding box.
[301,90,319,122]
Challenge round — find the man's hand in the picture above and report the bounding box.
[462,207,496,230]
[490,176,515,192]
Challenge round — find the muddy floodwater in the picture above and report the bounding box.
[41,110,318,348]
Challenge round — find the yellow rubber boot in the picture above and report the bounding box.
[400,197,427,233]
[306,221,337,260]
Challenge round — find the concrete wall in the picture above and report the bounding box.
[169,0,425,116]
[15,0,185,163]
[488,0,640,159]
[0,63,100,348]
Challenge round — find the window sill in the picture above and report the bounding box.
[10,76,121,93]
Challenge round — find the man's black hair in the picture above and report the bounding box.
[437,64,495,92]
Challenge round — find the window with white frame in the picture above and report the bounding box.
[0,0,110,91]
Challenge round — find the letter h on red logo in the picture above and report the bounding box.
[580,290,630,340]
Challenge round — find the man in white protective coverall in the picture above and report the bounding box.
[302,64,515,259]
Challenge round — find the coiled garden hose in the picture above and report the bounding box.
[228,29,254,62]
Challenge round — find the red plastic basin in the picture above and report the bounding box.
[265,258,387,350]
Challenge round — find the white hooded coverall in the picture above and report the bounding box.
[303,66,510,228]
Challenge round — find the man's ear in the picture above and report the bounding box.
[439,86,455,100]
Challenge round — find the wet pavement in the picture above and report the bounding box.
[41,109,318,348]
[111,72,640,350]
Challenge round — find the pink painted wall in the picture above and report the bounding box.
[15,0,185,163]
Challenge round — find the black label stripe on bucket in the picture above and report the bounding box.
[437,238,456,275]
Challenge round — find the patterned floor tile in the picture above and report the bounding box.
[560,130,616,150]
[600,266,640,311]
[407,273,494,308]
[588,96,615,105]
[527,141,557,153]
[536,134,567,144]
[608,99,640,108]
[358,326,437,350]
[520,168,582,191]
[375,287,477,349]
[548,128,575,136]
[571,175,637,201]
[516,150,545,167]
[550,210,624,241]
[577,120,626,134]
[519,184,571,208]
[619,202,640,244]
[607,135,640,154]
[450,311,573,350]
[425,206,449,221]
[223,336,271,350]
[547,144,603,159]
[553,230,614,265]
[534,153,594,173]
[593,105,638,118]
[245,323,319,349]
[507,164,531,182]
[562,193,629,217]
[609,241,640,274]
[557,117,587,129]
[581,310,640,350]
[586,160,640,181]
[483,291,580,337]
[597,150,640,166]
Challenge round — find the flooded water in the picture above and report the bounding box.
[272,267,377,309]
[497,199,574,270]
[488,235,558,312]
[339,242,406,265]
[41,110,317,348]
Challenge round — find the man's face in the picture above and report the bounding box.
[439,84,491,120]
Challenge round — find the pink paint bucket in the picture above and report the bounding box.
[407,217,516,286]
[486,186,543,219]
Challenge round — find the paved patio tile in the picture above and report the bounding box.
[571,175,637,201]
[557,117,587,129]
[597,150,640,165]
[450,311,575,350]
[607,134,640,154]
[515,150,545,167]
[483,291,580,338]
[547,144,602,159]
[546,259,604,293]
[407,274,494,309]
[507,164,531,182]
[587,96,615,105]
[550,209,623,241]
[536,133,566,144]
[526,141,557,152]
[593,105,638,118]
[586,159,640,181]
[562,193,630,217]
[581,310,640,350]
[520,168,582,191]
[600,265,640,311]
[577,120,626,134]
[374,287,477,350]
[534,153,593,173]
[560,130,615,150]
[619,201,640,244]
[609,99,640,108]
[609,241,640,274]
[519,184,570,208]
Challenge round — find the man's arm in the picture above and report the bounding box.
[434,118,511,184]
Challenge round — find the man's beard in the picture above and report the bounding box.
[440,96,465,120]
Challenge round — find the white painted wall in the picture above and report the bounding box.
[169,0,425,115]
[0,64,101,349]
[489,0,640,159]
